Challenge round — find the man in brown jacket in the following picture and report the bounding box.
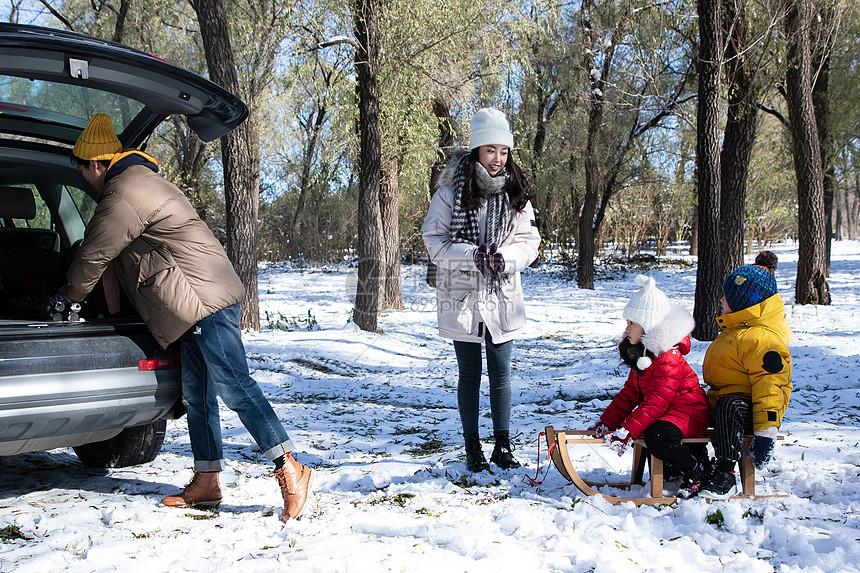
[64,114,313,521]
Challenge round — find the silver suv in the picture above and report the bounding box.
[0,23,247,466]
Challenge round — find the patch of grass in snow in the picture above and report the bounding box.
[290,357,357,377]
[0,525,28,542]
[185,511,218,520]
[601,253,696,274]
[743,508,764,523]
[263,310,319,331]
[402,439,445,457]
[357,493,415,507]
[454,475,501,489]
[706,510,726,530]
[393,426,425,435]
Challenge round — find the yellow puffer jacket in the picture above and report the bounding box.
[703,293,792,432]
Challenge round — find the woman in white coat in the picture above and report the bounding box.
[422,108,541,472]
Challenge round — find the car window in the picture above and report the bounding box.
[30,186,52,228]
[66,185,97,226]
[2,184,51,229]
[0,77,144,137]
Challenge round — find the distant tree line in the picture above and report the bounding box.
[9,0,859,337]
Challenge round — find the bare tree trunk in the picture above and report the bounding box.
[812,2,834,277]
[689,206,699,257]
[719,0,758,278]
[844,171,859,240]
[531,84,561,241]
[291,107,326,241]
[111,0,131,43]
[169,116,210,222]
[353,0,383,331]
[380,158,402,309]
[785,0,831,305]
[425,96,454,288]
[692,0,723,341]
[192,0,260,329]
[577,0,614,290]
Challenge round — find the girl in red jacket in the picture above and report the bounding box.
[589,275,712,497]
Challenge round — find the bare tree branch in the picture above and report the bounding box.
[757,102,790,127]
[318,35,361,51]
[37,0,74,30]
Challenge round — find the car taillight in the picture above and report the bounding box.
[138,357,180,371]
[0,102,29,112]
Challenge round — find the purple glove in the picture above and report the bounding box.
[487,243,505,280]
[587,419,611,439]
[474,243,489,277]
[607,427,633,456]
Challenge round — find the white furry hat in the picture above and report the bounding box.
[623,275,670,334]
[469,107,514,151]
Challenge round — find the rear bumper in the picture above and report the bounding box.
[0,325,182,456]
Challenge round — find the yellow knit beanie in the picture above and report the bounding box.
[73,114,121,161]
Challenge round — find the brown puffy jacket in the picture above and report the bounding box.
[67,152,244,348]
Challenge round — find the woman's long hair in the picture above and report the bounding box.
[618,337,655,375]
[460,148,534,213]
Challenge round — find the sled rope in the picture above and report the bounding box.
[523,430,556,486]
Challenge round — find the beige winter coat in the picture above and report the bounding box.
[67,154,244,348]
[421,157,540,344]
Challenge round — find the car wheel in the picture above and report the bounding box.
[73,419,167,468]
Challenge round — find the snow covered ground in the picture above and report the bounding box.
[1,241,859,573]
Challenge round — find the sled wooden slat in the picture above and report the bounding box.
[545,426,786,506]
[544,426,677,506]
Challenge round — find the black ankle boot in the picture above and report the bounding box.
[490,431,521,469]
[464,433,490,472]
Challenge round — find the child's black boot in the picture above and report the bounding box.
[700,462,738,500]
[677,462,706,499]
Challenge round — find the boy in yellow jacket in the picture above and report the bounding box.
[700,252,792,499]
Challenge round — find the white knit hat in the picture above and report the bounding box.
[622,275,670,334]
[469,107,514,150]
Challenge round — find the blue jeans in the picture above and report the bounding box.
[180,304,293,472]
[453,332,513,435]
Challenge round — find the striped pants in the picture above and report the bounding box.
[711,396,754,463]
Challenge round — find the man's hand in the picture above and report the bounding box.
[47,285,81,322]
[47,284,69,318]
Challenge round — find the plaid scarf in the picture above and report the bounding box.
[449,153,510,293]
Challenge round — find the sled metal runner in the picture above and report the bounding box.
[545,426,787,506]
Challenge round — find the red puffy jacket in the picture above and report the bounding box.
[600,336,711,439]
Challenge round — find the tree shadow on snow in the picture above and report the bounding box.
[0,450,176,499]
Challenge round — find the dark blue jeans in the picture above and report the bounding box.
[180,304,293,471]
[453,332,513,435]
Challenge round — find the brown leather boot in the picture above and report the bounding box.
[161,471,222,508]
[274,455,314,521]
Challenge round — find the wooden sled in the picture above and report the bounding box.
[545,426,787,506]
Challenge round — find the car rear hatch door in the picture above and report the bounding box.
[0,23,248,147]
